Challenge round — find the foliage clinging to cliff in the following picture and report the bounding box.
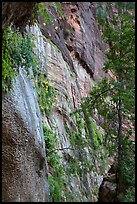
[2,27,39,92]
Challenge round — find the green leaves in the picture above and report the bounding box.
[2,26,39,93]
[119,140,135,201]
[49,176,63,202]
[38,3,52,25]
[38,2,63,26]
[96,2,135,118]
[54,2,63,16]
[43,123,70,202]
[35,73,57,117]
[90,119,103,148]
[92,3,135,200]
[96,3,107,26]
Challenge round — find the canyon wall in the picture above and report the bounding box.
[2,2,112,202]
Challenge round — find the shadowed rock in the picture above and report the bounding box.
[2,68,49,202]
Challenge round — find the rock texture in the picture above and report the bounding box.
[34,2,110,201]
[2,2,112,202]
[99,181,116,202]
[38,2,109,81]
[2,68,49,202]
[98,166,117,202]
[2,2,37,30]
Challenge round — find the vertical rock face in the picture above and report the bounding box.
[33,2,110,201]
[38,2,109,81]
[2,68,49,202]
[2,2,111,202]
[38,30,109,202]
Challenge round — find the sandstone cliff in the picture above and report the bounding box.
[2,2,113,202]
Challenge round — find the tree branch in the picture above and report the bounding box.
[47,147,75,154]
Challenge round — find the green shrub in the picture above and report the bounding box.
[43,124,66,201]
[117,139,135,202]
[49,176,63,202]
[36,74,58,117]
[2,26,38,93]
[118,187,135,202]
[124,187,135,202]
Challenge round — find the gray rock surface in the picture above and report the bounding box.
[2,68,49,202]
[2,2,112,202]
